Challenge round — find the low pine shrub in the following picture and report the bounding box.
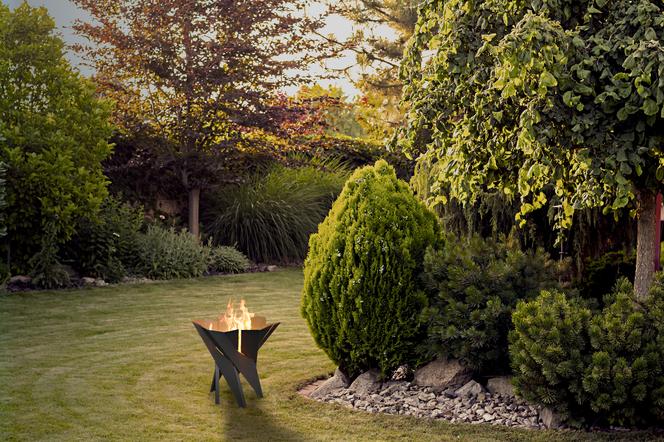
[583,278,664,426]
[208,246,250,274]
[204,161,348,263]
[510,290,591,422]
[511,276,664,427]
[577,250,635,304]
[135,226,211,280]
[301,160,441,377]
[422,235,559,374]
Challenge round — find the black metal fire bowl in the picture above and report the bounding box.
[193,319,279,408]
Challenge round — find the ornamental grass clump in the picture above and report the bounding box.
[205,161,348,263]
[301,160,441,377]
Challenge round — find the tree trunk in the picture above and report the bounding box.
[634,190,658,300]
[188,188,201,239]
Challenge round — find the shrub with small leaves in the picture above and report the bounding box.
[63,196,145,282]
[510,290,592,422]
[423,235,559,374]
[136,226,211,280]
[208,246,250,274]
[29,224,71,289]
[302,160,441,377]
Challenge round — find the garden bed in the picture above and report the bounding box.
[301,373,664,435]
[302,377,547,429]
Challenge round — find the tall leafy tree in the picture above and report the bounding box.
[73,0,325,237]
[0,3,113,272]
[402,0,664,298]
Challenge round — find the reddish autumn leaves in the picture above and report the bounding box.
[72,0,328,235]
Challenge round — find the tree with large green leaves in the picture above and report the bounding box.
[73,0,325,237]
[401,0,664,298]
[0,3,114,272]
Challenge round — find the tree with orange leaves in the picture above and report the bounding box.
[73,0,326,237]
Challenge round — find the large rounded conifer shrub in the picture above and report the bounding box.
[301,160,440,377]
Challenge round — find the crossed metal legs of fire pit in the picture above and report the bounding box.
[193,322,279,408]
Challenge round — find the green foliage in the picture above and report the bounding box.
[135,226,211,280]
[28,224,71,289]
[511,277,664,426]
[510,290,592,422]
[583,278,664,426]
[296,85,367,139]
[301,160,441,377]
[298,135,413,179]
[0,3,113,271]
[0,160,7,282]
[204,162,349,263]
[423,235,560,374]
[208,246,250,274]
[577,250,635,304]
[330,1,417,141]
[0,160,6,239]
[401,0,664,243]
[63,197,145,283]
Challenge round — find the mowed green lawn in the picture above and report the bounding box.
[0,269,660,441]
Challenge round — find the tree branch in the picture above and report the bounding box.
[313,30,400,69]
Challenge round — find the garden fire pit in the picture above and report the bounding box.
[193,299,279,408]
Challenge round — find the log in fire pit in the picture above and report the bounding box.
[193,299,279,408]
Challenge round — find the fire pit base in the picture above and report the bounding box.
[193,321,279,408]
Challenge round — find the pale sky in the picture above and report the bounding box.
[2,0,399,99]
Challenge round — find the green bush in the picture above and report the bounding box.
[511,277,664,427]
[510,290,591,422]
[294,135,413,179]
[1,4,113,273]
[63,196,145,282]
[204,161,348,263]
[29,224,71,289]
[422,235,559,374]
[0,160,6,239]
[583,278,664,426]
[208,246,250,274]
[0,161,8,283]
[136,226,211,280]
[301,160,441,377]
[577,250,635,304]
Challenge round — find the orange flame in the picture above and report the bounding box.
[215,298,254,352]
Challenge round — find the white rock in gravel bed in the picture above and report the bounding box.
[455,380,485,398]
[310,368,350,399]
[486,376,515,397]
[540,407,564,429]
[413,359,472,390]
[349,370,381,396]
[308,375,565,431]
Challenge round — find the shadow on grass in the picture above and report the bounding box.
[220,392,306,441]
